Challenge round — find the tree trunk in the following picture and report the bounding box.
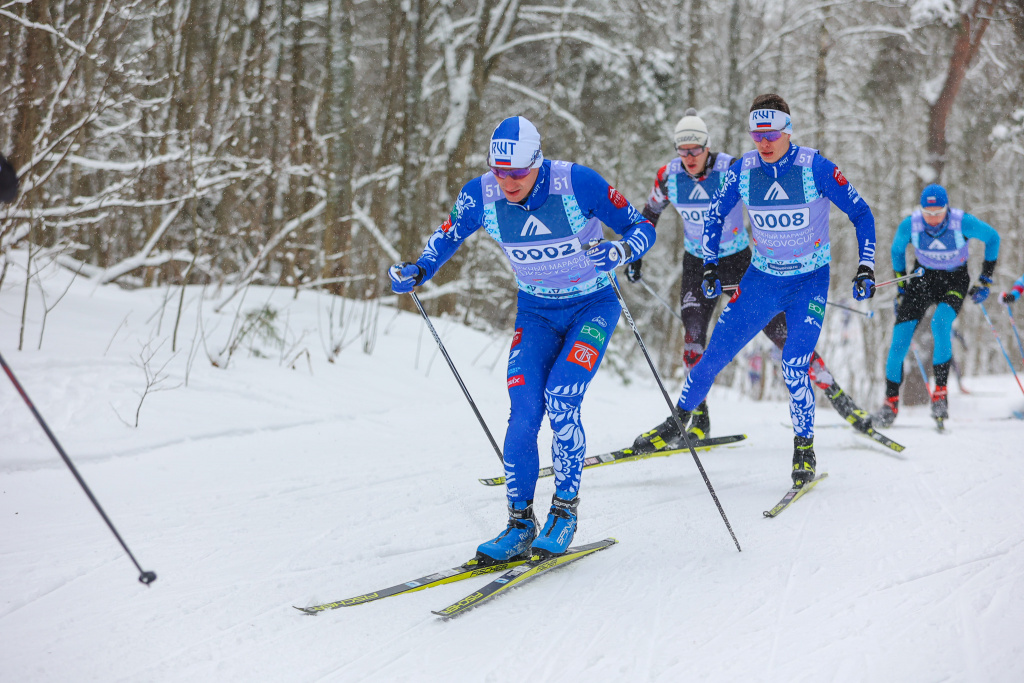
[925,0,997,184]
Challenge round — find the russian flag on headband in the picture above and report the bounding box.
[494,158,512,166]
[756,121,773,129]
[926,196,937,204]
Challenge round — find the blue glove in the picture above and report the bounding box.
[852,265,875,301]
[587,240,631,272]
[388,262,425,293]
[969,275,992,304]
[701,264,721,299]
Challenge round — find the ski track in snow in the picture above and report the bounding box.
[3,258,1024,681]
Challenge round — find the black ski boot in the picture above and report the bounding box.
[873,396,899,428]
[824,382,870,426]
[931,385,948,431]
[631,406,691,454]
[792,436,816,488]
[687,400,710,440]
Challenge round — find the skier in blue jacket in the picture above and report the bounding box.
[631,93,876,488]
[389,116,655,560]
[873,184,1000,426]
[627,108,875,441]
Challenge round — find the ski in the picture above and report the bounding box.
[432,538,617,619]
[763,473,829,518]
[827,387,907,452]
[294,555,529,614]
[479,434,747,486]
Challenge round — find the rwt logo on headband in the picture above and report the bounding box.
[748,109,793,135]
[491,140,515,166]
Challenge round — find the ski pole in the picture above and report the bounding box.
[874,267,925,290]
[603,273,741,552]
[1004,301,1024,363]
[909,341,933,399]
[0,351,157,586]
[637,278,684,324]
[826,301,874,318]
[978,302,1024,398]
[409,292,505,466]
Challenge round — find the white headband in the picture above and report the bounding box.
[748,109,793,135]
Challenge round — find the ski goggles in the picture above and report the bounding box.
[676,146,706,157]
[749,130,786,143]
[490,166,534,180]
[921,206,948,217]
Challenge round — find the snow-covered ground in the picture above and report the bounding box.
[2,253,1024,682]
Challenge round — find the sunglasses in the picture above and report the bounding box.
[490,166,533,180]
[676,146,706,158]
[749,130,785,143]
[921,207,947,216]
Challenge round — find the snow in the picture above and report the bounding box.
[3,251,1024,682]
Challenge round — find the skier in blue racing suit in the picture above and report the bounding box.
[873,184,1000,427]
[389,116,655,560]
[631,93,877,488]
[627,108,875,441]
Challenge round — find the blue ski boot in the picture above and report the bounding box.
[531,493,579,558]
[475,500,537,563]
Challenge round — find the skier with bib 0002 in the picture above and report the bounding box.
[631,94,876,488]
[873,184,1000,427]
[389,116,654,559]
[626,108,874,443]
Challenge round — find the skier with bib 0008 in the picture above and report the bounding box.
[389,116,655,560]
[873,184,1000,427]
[631,94,876,488]
[626,108,875,444]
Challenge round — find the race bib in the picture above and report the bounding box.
[748,207,810,232]
[504,237,583,265]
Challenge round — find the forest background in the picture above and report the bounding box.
[2,0,1023,406]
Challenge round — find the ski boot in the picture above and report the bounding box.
[687,401,711,440]
[792,436,816,488]
[872,396,899,428]
[931,385,948,431]
[631,406,691,454]
[476,499,538,563]
[531,493,579,558]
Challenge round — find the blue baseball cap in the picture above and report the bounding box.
[920,184,948,208]
[488,116,543,169]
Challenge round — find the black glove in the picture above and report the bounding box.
[625,258,643,283]
[0,153,18,204]
[701,263,721,299]
[852,265,875,301]
[1003,291,1019,304]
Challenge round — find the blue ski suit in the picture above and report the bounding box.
[677,143,875,438]
[884,209,1000,387]
[411,160,655,502]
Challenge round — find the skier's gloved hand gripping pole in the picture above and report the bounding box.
[388,264,505,466]
[585,239,741,552]
[978,303,1024,399]
[0,352,157,585]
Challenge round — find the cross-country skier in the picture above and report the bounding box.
[388,116,654,560]
[1003,273,1024,304]
[626,108,873,441]
[873,184,1000,427]
[0,153,17,204]
[630,93,876,488]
